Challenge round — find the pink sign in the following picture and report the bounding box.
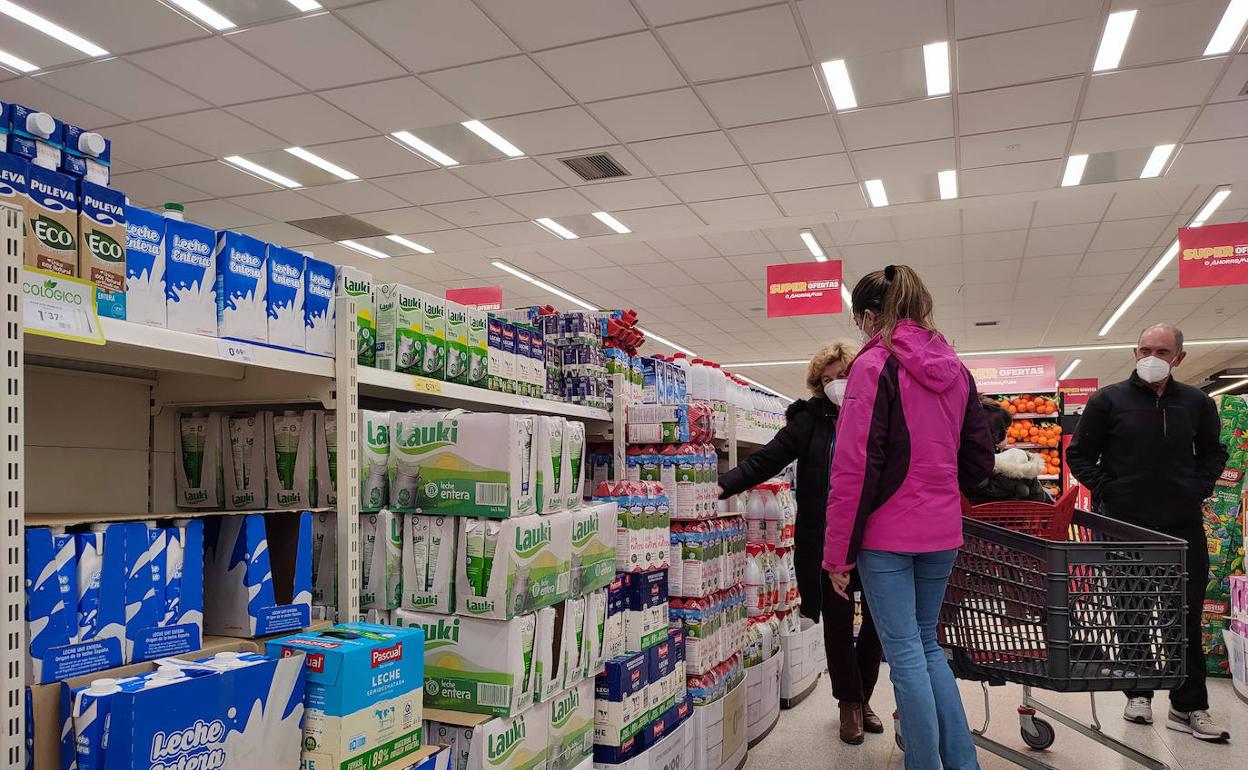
[1059,378,1099,415]
[766,261,843,318]
[446,286,503,311]
[964,355,1057,395]
[1178,222,1248,288]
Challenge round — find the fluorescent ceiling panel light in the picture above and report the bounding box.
[720,360,808,368]
[1139,144,1175,179]
[0,0,109,55]
[1205,0,1248,55]
[864,179,889,207]
[339,240,391,259]
[286,0,322,10]
[937,169,958,200]
[0,47,37,73]
[492,260,598,311]
[534,218,578,240]
[223,156,300,188]
[390,131,459,167]
[799,230,826,260]
[637,326,697,357]
[1210,377,1248,396]
[820,59,857,110]
[592,211,631,234]
[165,0,235,31]
[1058,358,1081,380]
[923,42,950,96]
[1061,154,1088,187]
[841,284,853,312]
[385,234,433,254]
[284,147,357,180]
[1093,9,1137,71]
[462,120,524,158]
[1190,187,1231,226]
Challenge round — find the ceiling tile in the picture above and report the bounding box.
[409,229,497,253]
[229,95,375,145]
[320,77,468,134]
[495,187,598,217]
[647,236,719,259]
[956,19,1100,92]
[611,204,705,230]
[702,231,775,256]
[127,37,299,106]
[799,0,948,59]
[634,0,773,26]
[625,261,699,286]
[228,191,340,222]
[32,0,207,54]
[697,68,829,128]
[341,0,517,72]
[962,201,1034,233]
[234,222,325,249]
[591,241,664,265]
[177,198,270,230]
[659,5,808,82]
[630,132,743,175]
[101,124,210,170]
[589,89,717,142]
[774,185,867,217]
[729,115,845,163]
[471,222,561,246]
[1031,192,1113,226]
[422,57,574,118]
[664,167,764,202]
[1077,248,1149,276]
[1071,108,1197,153]
[426,197,525,226]
[891,211,962,240]
[689,196,782,224]
[578,178,680,210]
[1209,54,1248,103]
[144,109,285,156]
[477,0,645,49]
[954,0,1102,38]
[958,77,1082,134]
[962,229,1028,261]
[487,106,615,155]
[303,137,436,178]
[961,159,1061,196]
[536,32,685,101]
[299,180,409,214]
[450,158,565,195]
[0,77,123,128]
[1023,222,1098,257]
[754,154,855,192]
[158,161,278,197]
[1081,59,1224,119]
[1103,185,1198,220]
[1119,0,1229,68]
[1186,101,1248,142]
[354,207,453,235]
[1169,137,1248,176]
[38,59,207,121]
[839,98,954,151]
[229,13,403,90]
[112,171,210,207]
[959,124,1070,169]
[1087,216,1171,251]
[852,139,955,177]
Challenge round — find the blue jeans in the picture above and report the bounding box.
[857,549,978,770]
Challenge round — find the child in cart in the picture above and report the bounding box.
[966,396,1051,505]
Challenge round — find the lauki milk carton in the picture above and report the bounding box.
[570,502,617,597]
[548,678,595,770]
[418,291,447,380]
[401,513,456,614]
[464,701,550,770]
[467,308,488,388]
[124,205,166,327]
[360,410,390,513]
[215,230,268,344]
[335,266,374,366]
[224,413,267,510]
[177,412,224,508]
[311,510,337,608]
[165,218,217,336]
[445,301,469,384]
[267,245,306,351]
[455,511,573,620]
[304,255,336,356]
[314,409,337,507]
[359,509,402,611]
[78,180,126,319]
[268,622,425,770]
[266,410,314,509]
[25,165,78,276]
[376,283,423,374]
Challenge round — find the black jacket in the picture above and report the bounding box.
[718,396,836,621]
[1066,371,1227,535]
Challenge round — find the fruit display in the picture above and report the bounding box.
[997,394,1059,416]
[1006,419,1062,448]
[1034,448,1061,478]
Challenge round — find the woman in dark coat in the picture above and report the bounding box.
[717,341,883,745]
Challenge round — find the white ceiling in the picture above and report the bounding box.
[2,0,1248,398]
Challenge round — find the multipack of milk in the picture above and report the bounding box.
[335,266,374,367]
[401,513,456,614]
[359,509,403,611]
[455,512,572,621]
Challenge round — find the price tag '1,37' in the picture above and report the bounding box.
[21,267,104,345]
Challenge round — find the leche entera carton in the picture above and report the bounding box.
[78,180,126,319]
[467,309,488,388]
[547,679,594,770]
[267,245,306,351]
[376,283,423,374]
[445,302,469,384]
[165,218,217,336]
[214,230,268,344]
[402,513,456,614]
[204,511,312,638]
[25,165,78,277]
[455,512,572,621]
[268,622,425,770]
[304,255,335,357]
[123,205,166,327]
[570,503,617,597]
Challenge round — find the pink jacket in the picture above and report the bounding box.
[823,320,994,571]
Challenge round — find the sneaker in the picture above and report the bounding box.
[1124,697,1153,725]
[1167,709,1230,743]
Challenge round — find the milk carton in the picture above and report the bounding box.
[336,266,375,366]
[501,323,518,394]
[268,623,424,770]
[359,509,403,611]
[214,230,268,343]
[463,702,550,770]
[7,104,62,170]
[78,180,127,319]
[455,512,572,620]
[564,423,586,509]
[549,679,594,770]
[534,416,567,514]
[126,521,206,663]
[486,317,505,391]
[376,283,423,374]
[176,412,223,508]
[446,301,469,384]
[467,308,488,388]
[304,255,335,356]
[124,205,166,327]
[515,326,533,397]
[61,124,111,186]
[25,165,78,276]
[570,503,617,597]
[402,513,456,614]
[267,245,305,351]
[0,151,29,233]
[419,291,447,380]
[266,410,314,509]
[360,409,390,512]
[165,218,217,336]
[314,409,337,507]
[311,511,337,607]
[203,511,312,637]
[224,414,267,510]
[530,329,546,399]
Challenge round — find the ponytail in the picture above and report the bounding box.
[850,264,936,349]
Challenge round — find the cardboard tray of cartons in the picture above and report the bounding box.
[745,653,781,746]
[591,714,695,770]
[691,679,747,770]
[425,704,551,770]
[779,619,824,708]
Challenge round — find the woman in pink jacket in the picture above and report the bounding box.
[824,265,995,770]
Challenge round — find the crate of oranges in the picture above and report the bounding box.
[997,394,1059,417]
[1006,419,1062,448]
[1034,448,1062,477]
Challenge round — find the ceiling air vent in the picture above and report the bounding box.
[560,152,630,181]
[973,321,999,327]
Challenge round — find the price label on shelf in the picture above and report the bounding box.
[21,267,104,345]
[218,340,254,363]
[518,396,534,408]
[409,375,443,396]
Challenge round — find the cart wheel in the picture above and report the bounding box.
[1020,718,1055,751]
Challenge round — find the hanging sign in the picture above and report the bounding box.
[1059,378,1099,415]
[1178,222,1248,288]
[446,286,503,311]
[21,267,104,344]
[963,355,1057,395]
[765,260,843,317]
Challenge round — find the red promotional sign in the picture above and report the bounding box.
[1178,222,1248,288]
[1058,378,1099,415]
[1061,435,1092,511]
[964,356,1057,395]
[445,286,503,311]
[765,261,843,318]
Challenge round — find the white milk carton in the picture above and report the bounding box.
[61,123,112,186]
[376,283,423,374]
[214,230,268,343]
[466,703,550,770]
[402,513,456,614]
[311,510,337,607]
[304,254,335,356]
[446,301,469,384]
[165,218,217,336]
[266,244,305,351]
[548,679,594,770]
[265,410,314,509]
[418,291,447,380]
[533,416,567,514]
[335,266,374,367]
[564,423,586,509]
[314,409,337,507]
[359,509,402,611]
[123,205,166,327]
[467,309,488,389]
[223,413,267,510]
[176,412,223,508]
[360,409,390,512]
[570,502,617,597]
[456,511,573,620]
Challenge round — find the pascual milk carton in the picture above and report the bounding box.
[124,206,166,327]
[335,266,375,366]
[78,180,126,319]
[25,165,78,276]
[61,123,112,186]
[304,255,335,356]
[215,230,268,343]
[376,283,422,374]
[165,218,217,336]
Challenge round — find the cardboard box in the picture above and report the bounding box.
[594,651,649,748]
[266,410,315,509]
[456,512,572,620]
[744,651,781,743]
[360,509,403,611]
[425,702,550,770]
[570,503,616,596]
[266,245,305,351]
[204,512,312,638]
[690,679,745,770]
[224,413,268,510]
[592,709,694,769]
[547,679,593,770]
[402,513,456,614]
[622,571,668,653]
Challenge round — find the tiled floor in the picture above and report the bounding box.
[746,665,1245,769]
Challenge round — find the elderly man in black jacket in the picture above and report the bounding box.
[1067,323,1229,743]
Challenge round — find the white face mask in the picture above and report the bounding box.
[1135,355,1171,384]
[824,379,848,405]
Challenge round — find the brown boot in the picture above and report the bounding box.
[839,701,865,745]
[862,703,884,734]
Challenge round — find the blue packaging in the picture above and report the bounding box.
[304,255,335,357]
[7,104,62,169]
[124,206,166,327]
[204,512,312,637]
[595,651,647,702]
[165,218,217,336]
[60,123,111,185]
[266,245,305,351]
[0,151,28,209]
[130,520,205,662]
[78,180,126,319]
[214,230,268,344]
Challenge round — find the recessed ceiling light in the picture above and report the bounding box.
[284,147,358,181]
[1060,154,1088,187]
[937,169,958,200]
[0,0,109,56]
[223,156,300,188]
[462,120,524,158]
[493,260,598,311]
[385,234,433,254]
[285,0,322,10]
[841,284,853,312]
[592,211,631,234]
[1059,358,1081,380]
[339,240,391,259]
[1139,144,1176,179]
[864,179,889,207]
[1205,0,1248,55]
[799,229,826,261]
[923,41,950,96]
[1093,9,1137,71]
[164,0,235,31]
[534,218,578,240]
[0,47,37,73]
[820,59,857,110]
[390,131,459,167]
[1190,187,1232,226]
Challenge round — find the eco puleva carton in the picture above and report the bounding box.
[77,180,126,319]
[401,513,456,614]
[547,679,594,770]
[335,266,375,367]
[25,165,77,276]
[392,609,539,719]
[455,511,572,620]
[267,622,425,770]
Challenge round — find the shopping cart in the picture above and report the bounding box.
[893,497,1188,770]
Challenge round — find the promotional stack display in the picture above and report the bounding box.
[1203,395,1248,677]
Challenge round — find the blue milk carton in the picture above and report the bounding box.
[0,151,28,224]
[7,104,62,170]
[304,255,336,356]
[165,218,217,336]
[129,520,205,662]
[214,230,268,344]
[117,522,163,664]
[78,180,126,319]
[60,123,111,186]
[267,245,306,351]
[124,206,166,327]
[204,512,312,638]
[268,622,425,770]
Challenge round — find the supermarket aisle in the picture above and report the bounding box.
[747,665,1246,769]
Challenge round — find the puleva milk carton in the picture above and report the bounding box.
[268,623,425,770]
[446,302,469,384]
[267,245,305,351]
[455,512,572,620]
[467,309,488,388]
[215,230,268,344]
[419,291,447,380]
[376,283,423,374]
[305,255,335,357]
[25,165,78,276]
[336,266,375,366]
[204,511,312,637]
[78,180,126,319]
[165,218,217,336]
[61,123,111,186]
[124,205,166,327]
[0,151,28,231]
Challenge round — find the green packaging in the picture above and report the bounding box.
[335,266,375,367]
[467,309,488,388]
[446,302,469,384]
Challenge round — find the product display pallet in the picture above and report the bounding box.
[745,653,782,747]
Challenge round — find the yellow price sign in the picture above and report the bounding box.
[409,375,443,396]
